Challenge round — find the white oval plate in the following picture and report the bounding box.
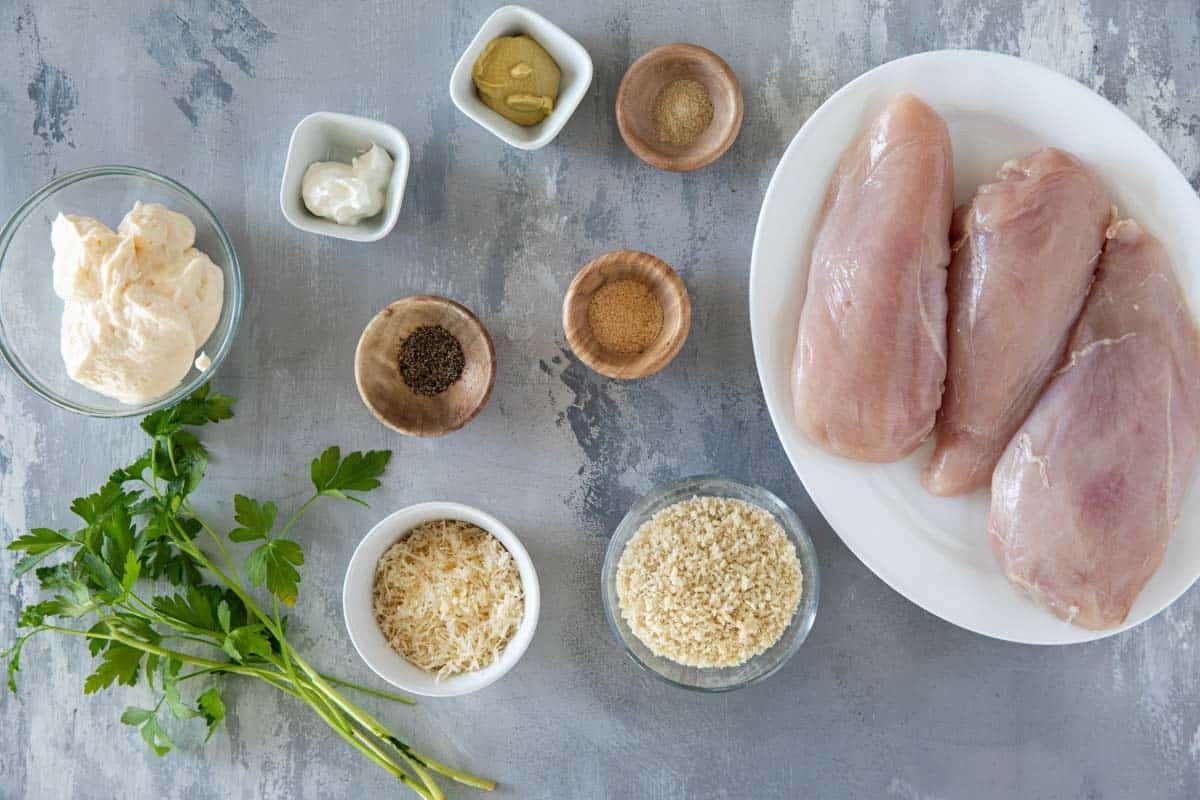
[750,50,1200,645]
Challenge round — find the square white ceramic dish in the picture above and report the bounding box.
[279,112,410,242]
[449,5,593,150]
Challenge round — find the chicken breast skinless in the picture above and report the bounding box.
[924,148,1111,495]
[793,93,955,462]
[990,220,1200,630]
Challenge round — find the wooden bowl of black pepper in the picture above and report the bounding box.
[562,250,691,380]
[355,296,496,437]
[616,43,743,172]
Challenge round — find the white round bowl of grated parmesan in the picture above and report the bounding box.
[343,501,539,697]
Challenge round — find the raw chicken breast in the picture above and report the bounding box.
[989,220,1200,630]
[793,93,954,461]
[923,149,1111,495]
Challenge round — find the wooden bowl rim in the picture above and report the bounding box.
[354,295,496,437]
[615,43,744,173]
[561,250,691,380]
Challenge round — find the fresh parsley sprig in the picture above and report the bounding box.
[2,385,494,799]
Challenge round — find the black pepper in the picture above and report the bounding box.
[398,325,465,396]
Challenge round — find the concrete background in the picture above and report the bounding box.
[2,1,1199,797]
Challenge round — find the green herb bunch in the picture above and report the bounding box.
[3,385,493,799]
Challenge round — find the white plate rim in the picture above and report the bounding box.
[749,49,1200,645]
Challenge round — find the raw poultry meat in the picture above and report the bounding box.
[923,148,1111,495]
[792,93,954,461]
[989,220,1200,629]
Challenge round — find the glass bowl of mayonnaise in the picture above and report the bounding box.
[0,166,242,416]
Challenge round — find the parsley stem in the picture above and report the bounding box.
[160,633,225,650]
[345,727,433,800]
[350,729,436,800]
[267,667,432,799]
[149,448,161,499]
[175,667,224,682]
[395,747,446,800]
[283,654,495,791]
[278,493,320,540]
[37,626,233,675]
[184,499,243,585]
[318,674,415,705]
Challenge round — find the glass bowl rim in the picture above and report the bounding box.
[0,164,244,418]
[600,473,821,693]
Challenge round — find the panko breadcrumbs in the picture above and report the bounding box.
[372,519,524,680]
[616,496,802,668]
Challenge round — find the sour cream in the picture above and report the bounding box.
[301,143,393,226]
[52,203,224,404]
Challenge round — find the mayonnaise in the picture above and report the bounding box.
[52,203,224,404]
[301,143,393,226]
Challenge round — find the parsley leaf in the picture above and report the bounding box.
[16,594,96,627]
[121,550,141,592]
[228,495,277,543]
[108,450,152,485]
[99,503,137,581]
[245,540,305,607]
[120,706,154,726]
[80,551,124,600]
[84,642,144,694]
[138,713,174,756]
[162,676,199,721]
[34,562,85,592]
[142,538,204,586]
[196,687,225,741]
[154,430,208,498]
[152,586,220,631]
[310,447,391,506]
[69,482,130,525]
[2,637,26,692]
[7,528,72,577]
[140,383,234,437]
[222,624,273,663]
[86,620,111,657]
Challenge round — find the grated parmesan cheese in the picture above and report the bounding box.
[372,519,524,680]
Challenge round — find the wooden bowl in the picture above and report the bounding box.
[615,44,743,172]
[562,250,691,380]
[355,296,495,437]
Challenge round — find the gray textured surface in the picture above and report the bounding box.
[2,1,1199,798]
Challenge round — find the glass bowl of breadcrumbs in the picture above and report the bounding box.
[601,475,819,691]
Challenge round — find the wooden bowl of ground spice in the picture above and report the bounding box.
[615,43,743,172]
[562,250,691,380]
[355,296,496,436]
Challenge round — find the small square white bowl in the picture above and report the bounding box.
[279,112,410,242]
[450,5,593,150]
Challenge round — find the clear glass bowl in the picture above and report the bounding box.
[0,166,242,417]
[601,475,820,692]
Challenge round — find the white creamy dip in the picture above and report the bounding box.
[301,143,393,226]
[51,202,224,404]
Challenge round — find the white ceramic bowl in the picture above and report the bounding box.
[449,5,593,150]
[279,112,410,242]
[342,502,540,697]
